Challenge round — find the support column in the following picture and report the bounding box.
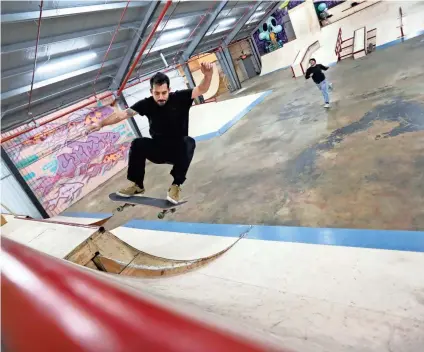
[215,50,236,92]
[222,46,241,90]
[117,95,142,137]
[248,37,261,73]
[1,147,49,218]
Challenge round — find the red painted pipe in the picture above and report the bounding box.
[115,1,173,100]
[92,0,131,98]
[171,1,216,65]
[1,237,286,352]
[0,1,220,144]
[27,0,44,114]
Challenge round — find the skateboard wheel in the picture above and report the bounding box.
[158,212,165,219]
[117,206,123,212]
[171,208,176,213]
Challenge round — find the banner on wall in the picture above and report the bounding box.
[2,101,135,217]
[253,1,303,55]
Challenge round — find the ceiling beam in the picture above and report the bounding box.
[2,58,122,100]
[1,2,150,23]
[223,1,263,46]
[111,1,160,90]
[250,1,282,35]
[1,22,139,53]
[2,41,130,81]
[180,1,228,62]
[1,74,111,117]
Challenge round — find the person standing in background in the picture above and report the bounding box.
[305,58,333,108]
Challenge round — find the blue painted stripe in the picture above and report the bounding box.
[217,90,272,136]
[248,226,424,253]
[375,31,424,51]
[193,90,272,142]
[63,212,424,252]
[194,131,218,142]
[375,38,403,51]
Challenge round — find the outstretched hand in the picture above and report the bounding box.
[200,62,213,77]
[85,122,102,135]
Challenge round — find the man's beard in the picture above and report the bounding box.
[156,100,167,106]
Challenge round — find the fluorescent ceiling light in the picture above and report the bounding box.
[157,18,186,31]
[247,11,266,24]
[252,11,266,18]
[218,18,236,27]
[37,52,97,74]
[159,28,190,41]
[205,18,237,36]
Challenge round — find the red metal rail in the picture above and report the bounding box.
[1,1,172,144]
[92,0,131,99]
[334,28,343,61]
[115,0,173,100]
[1,237,287,352]
[171,1,216,66]
[27,0,44,114]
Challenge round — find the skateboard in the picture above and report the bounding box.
[109,193,187,219]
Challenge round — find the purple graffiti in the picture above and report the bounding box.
[56,131,121,177]
[45,182,85,211]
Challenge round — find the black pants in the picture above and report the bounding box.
[127,136,196,187]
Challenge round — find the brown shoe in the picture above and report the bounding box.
[167,184,181,204]
[116,183,145,198]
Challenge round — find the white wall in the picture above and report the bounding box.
[289,0,321,39]
[260,34,320,76]
[123,70,187,138]
[260,1,424,76]
[1,158,42,218]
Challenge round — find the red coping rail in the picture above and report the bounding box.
[334,28,343,61]
[1,237,290,352]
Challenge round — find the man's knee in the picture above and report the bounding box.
[131,137,150,151]
[183,136,196,153]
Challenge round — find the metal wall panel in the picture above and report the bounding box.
[1,159,42,218]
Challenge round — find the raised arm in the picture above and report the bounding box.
[86,108,136,134]
[318,64,329,71]
[191,62,214,100]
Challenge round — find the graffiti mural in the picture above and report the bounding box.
[2,101,135,216]
[253,1,303,55]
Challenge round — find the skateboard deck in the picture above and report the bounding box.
[109,193,187,219]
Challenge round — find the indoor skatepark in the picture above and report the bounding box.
[2,1,424,351]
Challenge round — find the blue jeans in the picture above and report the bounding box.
[317,79,330,104]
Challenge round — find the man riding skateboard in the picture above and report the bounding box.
[86,62,213,204]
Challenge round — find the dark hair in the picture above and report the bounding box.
[150,72,170,89]
[309,58,316,63]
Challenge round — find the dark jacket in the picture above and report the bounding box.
[305,64,328,84]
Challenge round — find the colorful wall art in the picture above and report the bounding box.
[2,99,135,217]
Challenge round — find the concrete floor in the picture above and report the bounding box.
[67,35,424,231]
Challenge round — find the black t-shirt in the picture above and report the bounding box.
[305,64,328,84]
[130,89,194,138]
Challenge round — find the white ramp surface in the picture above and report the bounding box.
[189,91,270,140]
[3,216,424,351]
